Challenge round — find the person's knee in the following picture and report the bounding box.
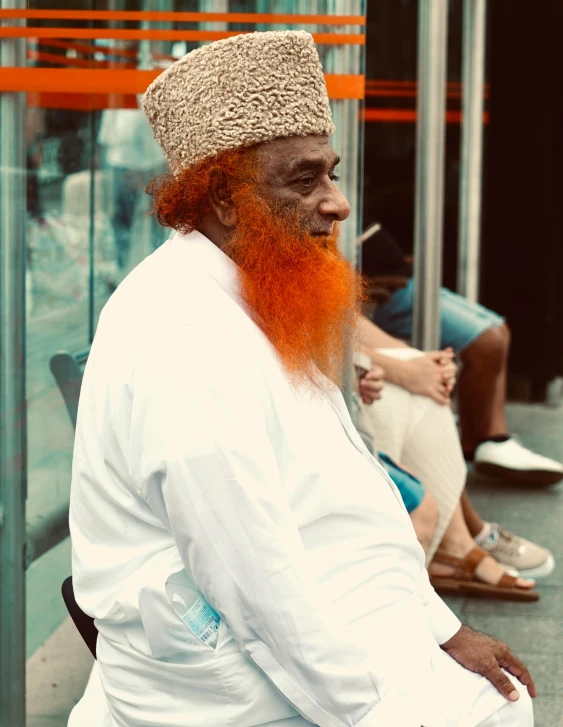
[501,323,512,359]
[410,492,439,553]
[461,323,510,372]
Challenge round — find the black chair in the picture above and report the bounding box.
[50,350,98,658]
[61,576,98,659]
[49,349,90,430]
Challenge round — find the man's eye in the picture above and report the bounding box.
[330,173,340,182]
[299,176,316,187]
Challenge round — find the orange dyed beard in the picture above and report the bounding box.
[223,189,364,388]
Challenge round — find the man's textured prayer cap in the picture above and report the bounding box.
[141,30,335,174]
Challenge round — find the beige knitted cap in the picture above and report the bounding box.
[141,30,335,174]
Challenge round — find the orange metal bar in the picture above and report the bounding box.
[362,109,417,122]
[361,108,490,123]
[2,68,364,100]
[365,79,490,91]
[0,27,364,44]
[325,74,364,99]
[365,80,417,87]
[0,9,365,25]
[1,28,242,41]
[32,39,174,63]
[364,83,488,98]
[365,89,418,98]
[1,67,160,94]
[364,89,480,99]
[365,80,455,88]
[35,38,140,59]
[27,50,121,69]
[27,91,138,111]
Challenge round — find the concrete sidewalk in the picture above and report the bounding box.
[446,402,563,727]
[27,617,93,727]
[26,401,563,727]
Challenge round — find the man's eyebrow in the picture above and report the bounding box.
[284,154,341,176]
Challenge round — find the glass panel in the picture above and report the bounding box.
[25,84,92,662]
[94,48,170,325]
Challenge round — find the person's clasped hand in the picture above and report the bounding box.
[441,625,537,702]
[359,364,385,405]
[399,348,457,405]
[430,347,457,395]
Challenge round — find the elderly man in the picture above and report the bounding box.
[69,32,534,727]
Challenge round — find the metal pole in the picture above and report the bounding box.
[412,0,449,350]
[0,1,27,725]
[322,0,365,410]
[457,0,487,302]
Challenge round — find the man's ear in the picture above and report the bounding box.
[208,167,238,227]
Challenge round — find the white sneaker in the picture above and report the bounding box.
[474,437,563,485]
[478,523,555,579]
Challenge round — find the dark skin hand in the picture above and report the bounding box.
[441,625,537,702]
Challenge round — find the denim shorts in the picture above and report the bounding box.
[374,278,505,352]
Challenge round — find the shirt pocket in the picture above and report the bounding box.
[137,559,229,661]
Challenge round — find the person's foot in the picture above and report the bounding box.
[473,437,563,485]
[429,549,535,591]
[476,522,555,579]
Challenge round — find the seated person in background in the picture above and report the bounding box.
[361,224,563,486]
[69,32,535,727]
[357,317,555,581]
[354,359,541,598]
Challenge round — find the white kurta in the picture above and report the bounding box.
[69,231,519,727]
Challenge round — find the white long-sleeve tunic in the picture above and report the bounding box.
[70,231,463,727]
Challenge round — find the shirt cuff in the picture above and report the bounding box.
[425,588,462,645]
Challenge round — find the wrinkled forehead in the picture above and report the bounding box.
[255,134,338,180]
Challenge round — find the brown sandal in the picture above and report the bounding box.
[430,546,540,602]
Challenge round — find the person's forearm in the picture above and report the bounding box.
[365,349,410,388]
[356,315,409,350]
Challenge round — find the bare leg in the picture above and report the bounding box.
[410,492,440,554]
[429,503,533,589]
[456,323,511,455]
[461,490,485,538]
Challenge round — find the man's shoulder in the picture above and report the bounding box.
[94,241,280,397]
[104,243,233,325]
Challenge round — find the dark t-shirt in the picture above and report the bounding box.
[361,225,411,277]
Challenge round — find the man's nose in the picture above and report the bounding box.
[318,185,351,222]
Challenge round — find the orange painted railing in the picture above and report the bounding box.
[0,27,364,44]
[361,109,490,124]
[1,68,364,102]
